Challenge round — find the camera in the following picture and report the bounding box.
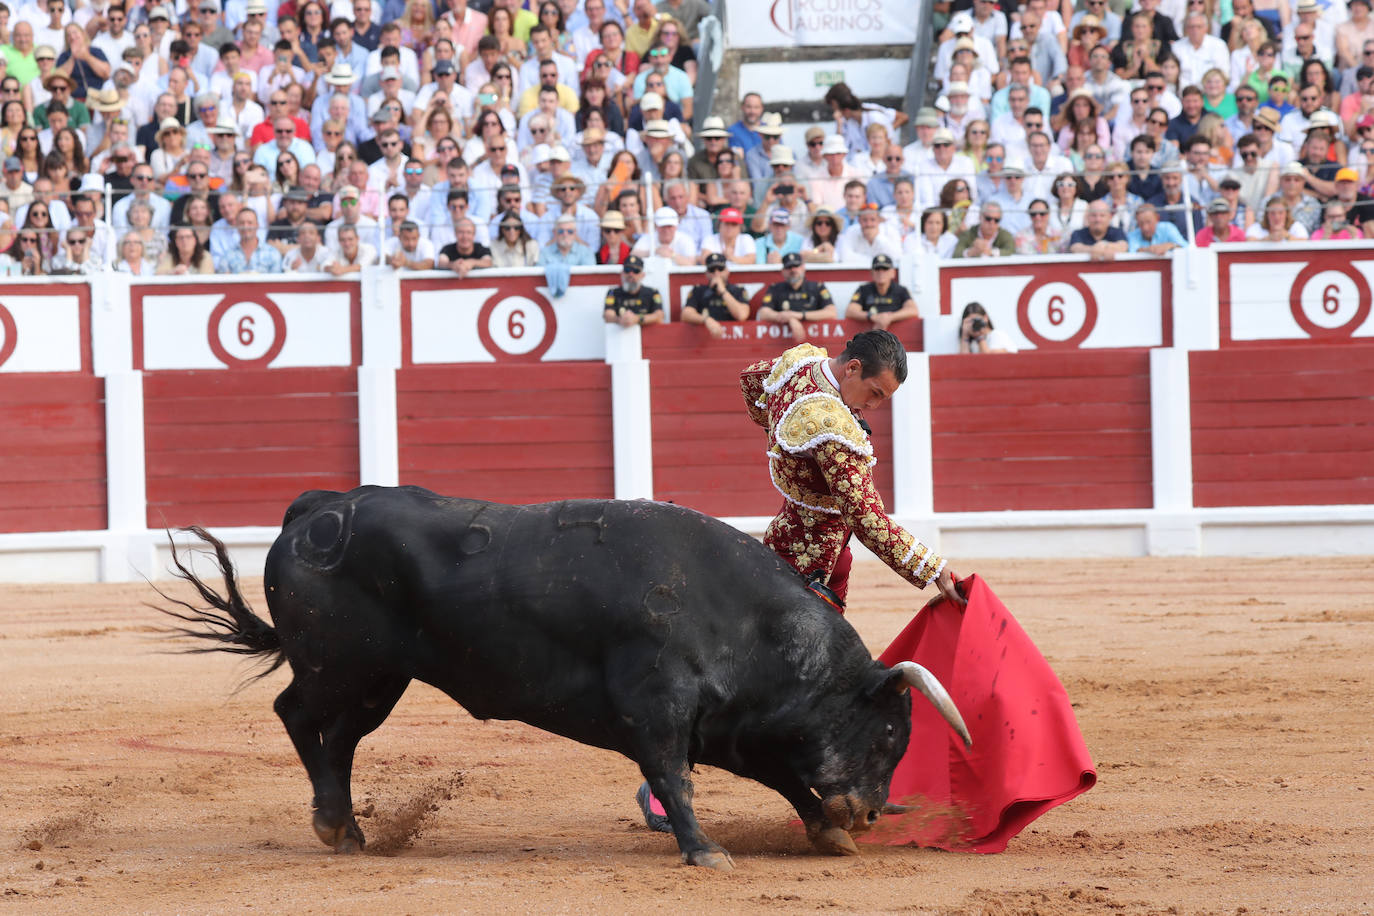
[970,317,987,332]
[776,183,795,195]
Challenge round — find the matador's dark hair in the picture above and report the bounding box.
[840,330,908,383]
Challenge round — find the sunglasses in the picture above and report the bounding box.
[1029,210,1049,216]
[188,171,208,178]
[707,264,725,272]
[982,215,1000,223]
[341,196,359,205]
[555,228,576,235]
[1241,150,1258,159]
[500,223,521,230]
[623,268,643,275]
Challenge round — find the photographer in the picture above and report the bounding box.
[959,302,1018,354]
[681,253,750,338]
[749,171,809,235]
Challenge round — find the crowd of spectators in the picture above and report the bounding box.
[2,0,1364,278]
[923,0,1374,257]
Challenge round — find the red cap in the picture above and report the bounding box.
[1360,113,1374,131]
[719,207,743,224]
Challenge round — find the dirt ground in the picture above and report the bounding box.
[2,555,1371,915]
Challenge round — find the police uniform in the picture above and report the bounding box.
[760,279,832,314]
[850,281,913,318]
[604,285,663,318]
[685,281,748,322]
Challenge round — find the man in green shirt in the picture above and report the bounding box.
[1,23,37,87]
[34,72,91,129]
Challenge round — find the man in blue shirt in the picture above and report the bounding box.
[1068,199,1129,260]
[219,208,283,273]
[1125,202,1185,254]
[729,92,765,155]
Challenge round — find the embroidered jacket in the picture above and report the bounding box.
[741,343,946,589]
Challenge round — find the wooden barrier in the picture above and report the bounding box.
[930,350,1154,512]
[143,368,360,527]
[1190,345,1374,506]
[396,363,615,504]
[0,374,106,533]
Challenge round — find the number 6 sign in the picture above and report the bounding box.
[1289,262,1372,338]
[1016,275,1098,348]
[206,294,288,367]
[476,291,558,362]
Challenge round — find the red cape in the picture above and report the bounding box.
[860,575,1096,853]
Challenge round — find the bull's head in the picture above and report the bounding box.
[806,662,971,856]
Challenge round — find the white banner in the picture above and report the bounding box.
[727,0,920,49]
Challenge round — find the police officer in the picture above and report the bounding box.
[757,251,836,337]
[844,254,920,329]
[681,252,750,337]
[603,255,665,328]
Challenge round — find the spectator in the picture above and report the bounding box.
[802,209,842,263]
[1149,167,1200,235]
[491,211,540,267]
[1126,201,1186,252]
[49,226,101,273]
[115,231,154,274]
[865,143,912,210]
[954,200,1015,257]
[728,92,765,154]
[1195,197,1249,244]
[845,254,919,329]
[754,207,804,264]
[602,253,663,327]
[596,210,631,266]
[157,225,215,273]
[1276,160,1323,230]
[1174,12,1230,86]
[912,207,958,258]
[757,251,836,339]
[989,160,1034,234]
[221,209,283,273]
[1310,200,1362,239]
[837,202,901,264]
[699,206,755,265]
[384,218,436,269]
[681,252,749,337]
[268,187,314,250]
[324,184,381,249]
[1068,199,1129,260]
[1231,133,1279,215]
[630,204,696,264]
[437,217,492,277]
[1330,166,1374,232]
[326,223,379,274]
[282,222,333,272]
[1167,85,1207,145]
[1016,198,1062,253]
[744,111,785,184]
[537,211,596,265]
[959,301,1018,353]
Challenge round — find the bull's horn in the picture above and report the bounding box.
[882,803,914,815]
[893,661,973,748]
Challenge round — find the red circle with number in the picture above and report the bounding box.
[476,288,557,362]
[206,293,288,368]
[1015,274,1098,349]
[0,302,16,368]
[1288,262,1372,338]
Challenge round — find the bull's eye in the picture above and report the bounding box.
[886,723,894,737]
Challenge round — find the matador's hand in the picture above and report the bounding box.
[934,566,966,608]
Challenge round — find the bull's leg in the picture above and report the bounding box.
[275,674,411,853]
[638,760,735,872]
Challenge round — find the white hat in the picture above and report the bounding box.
[325,62,358,86]
[1000,157,1026,176]
[769,145,796,166]
[698,116,728,138]
[380,65,401,81]
[639,91,664,111]
[946,81,970,96]
[78,173,105,194]
[820,134,848,155]
[532,143,552,164]
[931,127,956,145]
[950,11,974,32]
[210,114,238,134]
[642,119,673,139]
[547,144,571,162]
[653,205,679,227]
[757,112,784,136]
[1297,0,1319,12]
[246,0,267,12]
[1306,110,1340,131]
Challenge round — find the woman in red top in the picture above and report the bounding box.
[596,210,631,265]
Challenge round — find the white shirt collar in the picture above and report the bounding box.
[820,357,840,391]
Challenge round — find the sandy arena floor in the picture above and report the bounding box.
[1,555,1371,915]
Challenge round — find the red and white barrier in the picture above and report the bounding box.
[0,251,1370,582]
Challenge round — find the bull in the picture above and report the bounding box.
[161,485,970,870]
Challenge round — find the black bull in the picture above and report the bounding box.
[161,485,970,870]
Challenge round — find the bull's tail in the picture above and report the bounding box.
[152,526,286,678]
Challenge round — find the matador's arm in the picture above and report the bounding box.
[813,441,946,588]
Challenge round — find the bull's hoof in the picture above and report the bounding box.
[313,811,365,853]
[811,826,859,857]
[683,849,735,872]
